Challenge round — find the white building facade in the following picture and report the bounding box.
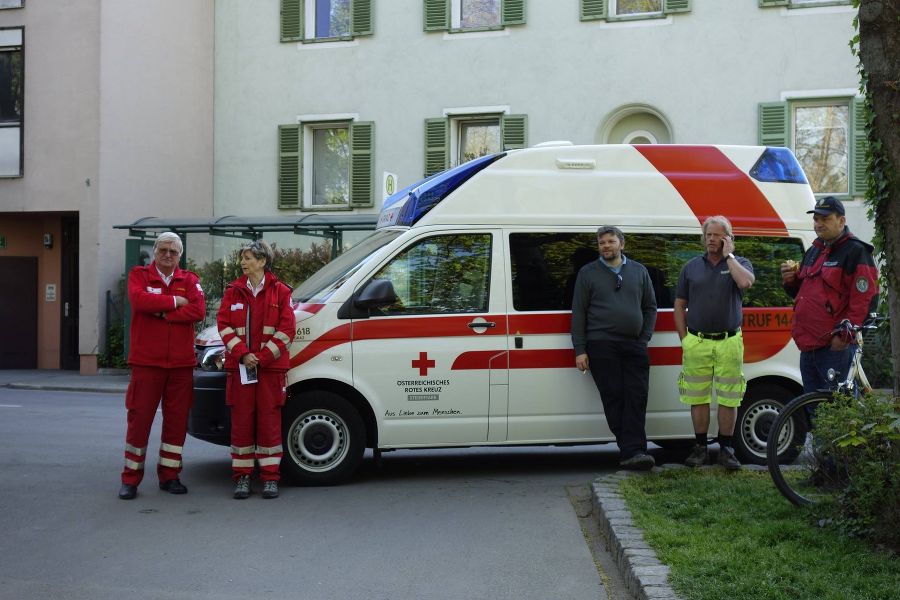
[214,0,871,241]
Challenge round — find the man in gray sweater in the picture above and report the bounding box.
[571,226,658,470]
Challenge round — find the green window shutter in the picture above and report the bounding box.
[351,0,374,37]
[278,125,302,209]
[580,0,607,21]
[349,121,375,207]
[424,118,449,177]
[663,0,691,13]
[759,0,789,7]
[501,114,527,150]
[758,102,789,147]
[502,0,526,26]
[281,0,304,42]
[851,97,868,197]
[424,0,449,31]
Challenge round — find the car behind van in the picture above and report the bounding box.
[190,143,813,484]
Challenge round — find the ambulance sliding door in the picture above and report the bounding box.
[504,230,612,442]
[351,229,509,446]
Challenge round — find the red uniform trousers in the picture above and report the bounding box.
[121,365,194,486]
[228,370,286,482]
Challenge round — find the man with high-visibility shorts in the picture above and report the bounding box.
[674,216,755,471]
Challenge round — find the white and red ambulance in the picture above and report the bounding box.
[191,143,815,484]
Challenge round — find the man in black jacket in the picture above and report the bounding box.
[571,226,658,470]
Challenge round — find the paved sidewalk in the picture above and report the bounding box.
[0,369,130,394]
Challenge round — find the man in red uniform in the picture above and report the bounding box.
[780,196,879,393]
[118,232,205,500]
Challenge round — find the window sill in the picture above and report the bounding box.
[605,13,667,23]
[301,204,353,212]
[786,1,851,8]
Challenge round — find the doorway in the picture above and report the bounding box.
[0,256,38,368]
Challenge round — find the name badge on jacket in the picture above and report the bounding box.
[147,286,162,294]
[231,303,244,311]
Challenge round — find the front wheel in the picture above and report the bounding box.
[766,392,839,506]
[281,391,365,486]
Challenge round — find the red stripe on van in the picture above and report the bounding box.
[634,145,789,236]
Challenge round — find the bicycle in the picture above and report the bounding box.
[766,315,881,506]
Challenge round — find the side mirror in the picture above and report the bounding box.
[355,279,397,309]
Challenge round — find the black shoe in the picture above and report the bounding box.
[619,452,656,471]
[262,480,279,499]
[233,475,251,500]
[717,446,742,471]
[118,484,137,500]
[685,444,710,468]
[159,479,188,494]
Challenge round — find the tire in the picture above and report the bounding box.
[766,392,839,506]
[281,390,365,486]
[733,383,795,465]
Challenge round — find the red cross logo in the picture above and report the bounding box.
[411,351,435,376]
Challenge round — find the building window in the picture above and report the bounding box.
[459,0,501,29]
[794,103,849,196]
[0,1,24,9]
[280,0,372,43]
[612,0,662,17]
[425,0,525,33]
[759,97,864,197]
[581,0,690,21]
[424,112,526,176]
[457,118,502,165]
[0,27,23,178]
[311,124,350,206]
[278,119,374,210]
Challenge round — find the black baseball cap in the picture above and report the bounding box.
[807,196,845,216]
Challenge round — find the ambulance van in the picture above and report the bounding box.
[190,143,814,484]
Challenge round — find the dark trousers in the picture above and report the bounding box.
[799,346,856,394]
[586,340,650,459]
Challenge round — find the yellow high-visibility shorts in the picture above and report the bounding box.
[678,331,746,408]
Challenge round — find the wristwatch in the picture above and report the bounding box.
[726,253,736,261]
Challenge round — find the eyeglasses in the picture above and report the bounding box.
[615,273,622,291]
[156,248,180,256]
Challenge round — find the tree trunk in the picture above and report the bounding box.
[858,0,900,394]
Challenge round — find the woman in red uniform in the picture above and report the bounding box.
[217,240,295,499]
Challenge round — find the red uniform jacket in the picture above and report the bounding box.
[784,228,879,351]
[217,272,295,372]
[127,263,206,368]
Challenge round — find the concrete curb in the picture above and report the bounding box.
[592,467,681,600]
[592,463,771,600]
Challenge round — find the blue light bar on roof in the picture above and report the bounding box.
[749,147,809,184]
[377,153,505,228]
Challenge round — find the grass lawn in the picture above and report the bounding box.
[618,468,899,600]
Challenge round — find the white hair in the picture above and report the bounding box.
[153,231,183,255]
[701,215,733,240]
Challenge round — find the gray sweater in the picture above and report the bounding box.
[570,258,658,355]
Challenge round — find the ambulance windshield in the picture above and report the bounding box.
[293,229,403,303]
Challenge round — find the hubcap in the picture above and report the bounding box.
[288,409,348,472]
[740,400,784,459]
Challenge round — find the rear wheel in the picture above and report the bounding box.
[767,392,839,506]
[734,383,795,465]
[281,390,365,486]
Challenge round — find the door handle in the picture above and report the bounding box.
[467,321,496,329]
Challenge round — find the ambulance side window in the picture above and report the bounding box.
[370,233,492,315]
[510,232,806,311]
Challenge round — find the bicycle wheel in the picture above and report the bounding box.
[766,392,844,506]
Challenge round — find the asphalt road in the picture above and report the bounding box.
[0,388,634,600]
